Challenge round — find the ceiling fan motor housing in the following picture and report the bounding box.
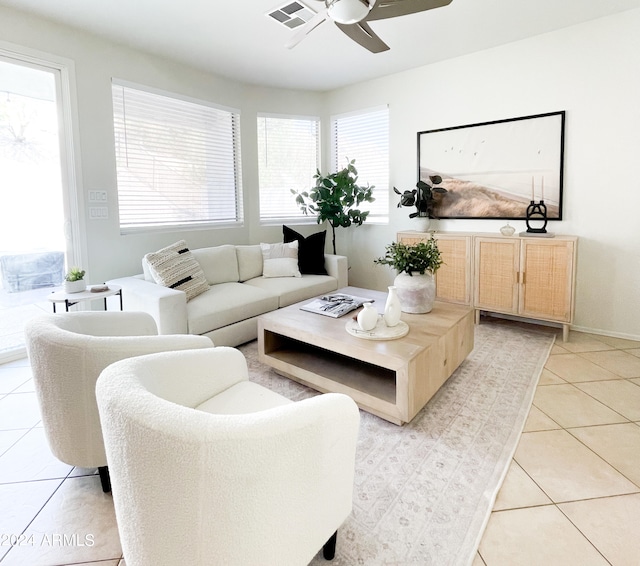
[326,0,371,24]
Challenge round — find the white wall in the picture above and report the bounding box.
[327,9,640,339]
[1,5,638,339]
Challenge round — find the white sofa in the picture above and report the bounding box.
[109,244,348,347]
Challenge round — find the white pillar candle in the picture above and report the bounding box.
[531,176,534,201]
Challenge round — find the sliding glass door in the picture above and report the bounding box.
[0,52,79,361]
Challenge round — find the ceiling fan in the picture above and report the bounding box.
[286,0,453,53]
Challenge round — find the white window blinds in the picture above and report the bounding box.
[331,106,389,222]
[257,114,320,223]
[112,82,242,233]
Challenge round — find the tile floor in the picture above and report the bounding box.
[0,325,639,565]
[476,330,640,566]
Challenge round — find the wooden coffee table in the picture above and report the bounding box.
[258,287,474,425]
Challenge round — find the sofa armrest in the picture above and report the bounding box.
[324,254,348,288]
[108,276,189,335]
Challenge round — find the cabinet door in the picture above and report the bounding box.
[519,239,575,322]
[433,235,472,305]
[474,237,519,314]
[397,232,472,305]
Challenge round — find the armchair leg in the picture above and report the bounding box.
[323,531,337,560]
[98,466,111,493]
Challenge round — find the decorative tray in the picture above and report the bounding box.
[345,317,409,340]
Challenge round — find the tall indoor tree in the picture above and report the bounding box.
[292,159,374,254]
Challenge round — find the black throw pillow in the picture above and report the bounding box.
[283,226,328,275]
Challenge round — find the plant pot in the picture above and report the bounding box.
[394,271,436,314]
[64,279,86,294]
[413,216,431,232]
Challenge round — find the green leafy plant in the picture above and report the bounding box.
[292,158,374,255]
[394,176,447,218]
[374,236,442,276]
[65,267,85,282]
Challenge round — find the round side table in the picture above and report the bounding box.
[48,284,122,313]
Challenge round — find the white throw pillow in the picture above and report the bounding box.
[144,240,209,301]
[260,241,301,278]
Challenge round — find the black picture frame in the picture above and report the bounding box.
[417,111,565,220]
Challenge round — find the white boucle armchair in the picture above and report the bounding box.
[24,311,213,492]
[96,347,360,566]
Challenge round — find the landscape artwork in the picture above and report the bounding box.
[418,111,565,219]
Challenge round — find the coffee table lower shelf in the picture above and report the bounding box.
[262,334,401,423]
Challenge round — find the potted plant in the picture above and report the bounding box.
[292,158,375,255]
[374,235,442,313]
[394,176,447,231]
[64,266,86,294]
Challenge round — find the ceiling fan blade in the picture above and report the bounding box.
[285,9,328,49]
[336,20,389,53]
[367,0,452,21]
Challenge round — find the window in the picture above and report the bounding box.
[112,81,242,233]
[331,106,389,222]
[257,114,320,223]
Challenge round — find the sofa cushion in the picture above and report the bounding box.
[283,225,328,275]
[186,282,279,335]
[244,274,338,308]
[191,245,239,285]
[260,241,301,278]
[144,241,209,301]
[236,245,263,282]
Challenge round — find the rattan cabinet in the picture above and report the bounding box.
[397,231,472,306]
[397,231,578,341]
[474,235,577,341]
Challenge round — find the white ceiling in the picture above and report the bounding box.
[2,0,640,91]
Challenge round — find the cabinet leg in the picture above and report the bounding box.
[562,324,569,343]
[474,309,480,325]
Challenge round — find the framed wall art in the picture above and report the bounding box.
[417,111,565,220]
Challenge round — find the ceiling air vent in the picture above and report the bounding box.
[267,1,317,29]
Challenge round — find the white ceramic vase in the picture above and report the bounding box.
[394,271,436,314]
[64,279,86,294]
[383,286,402,327]
[357,302,378,331]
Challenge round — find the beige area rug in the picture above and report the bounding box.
[239,321,555,566]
